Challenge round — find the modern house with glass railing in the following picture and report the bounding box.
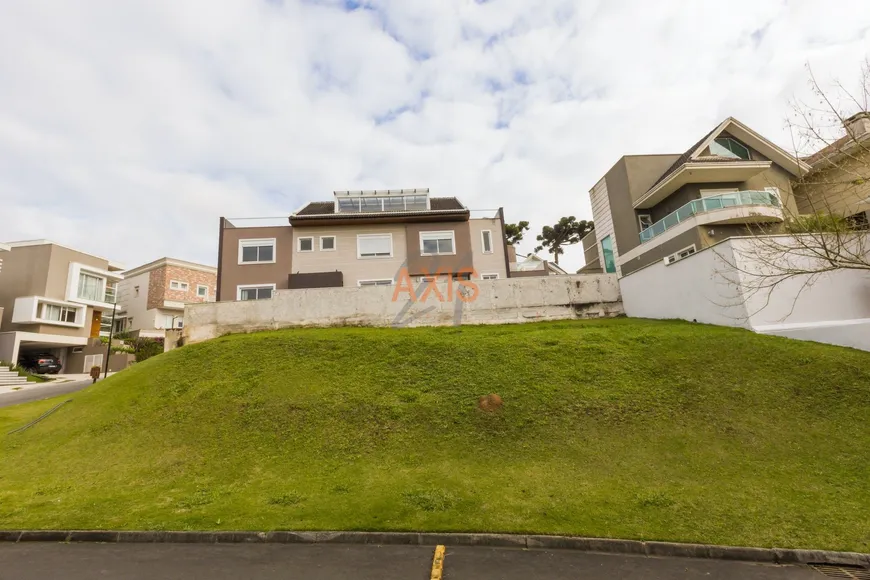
[587,117,811,276]
[0,239,129,372]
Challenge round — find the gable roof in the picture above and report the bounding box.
[633,117,814,208]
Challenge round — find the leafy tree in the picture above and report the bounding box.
[504,221,530,245]
[534,217,594,265]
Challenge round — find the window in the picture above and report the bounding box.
[420,231,455,256]
[481,273,499,280]
[41,303,77,324]
[77,273,104,301]
[481,230,493,254]
[665,245,697,265]
[710,137,751,160]
[357,234,393,258]
[600,236,616,274]
[320,236,336,251]
[237,284,275,301]
[638,214,653,231]
[238,238,276,264]
[297,237,314,252]
[358,279,393,287]
[764,186,782,206]
[196,285,209,298]
[169,280,189,291]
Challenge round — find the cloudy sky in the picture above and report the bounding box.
[1,1,868,272]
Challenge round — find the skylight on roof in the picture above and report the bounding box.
[334,193,429,213]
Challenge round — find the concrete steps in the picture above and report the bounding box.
[0,366,29,386]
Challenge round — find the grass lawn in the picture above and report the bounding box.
[1,318,869,551]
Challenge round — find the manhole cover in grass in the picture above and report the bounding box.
[809,563,870,579]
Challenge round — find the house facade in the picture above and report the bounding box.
[0,240,127,372]
[117,257,217,337]
[217,189,510,301]
[589,113,870,351]
[587,117,810,277]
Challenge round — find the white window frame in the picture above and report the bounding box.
[481,230,493,254]
[238,238,276,265]
[169,280,189,292]
[357,279,394,287]
[665,244,697,266]
[357,233,393,259]
[319,236,336,251]
[637,214,653,231]
[40,303,79,324]
[764,186,782,205]
[481,273,499,280]
[297,236,315,253]
[236,284,277,301]
[419,230,456,256]
[196,284,209,298]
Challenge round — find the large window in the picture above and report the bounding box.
[42,303,77,324]
[601,235,616,273]
[481,230,493,254]
[710,137,750,160]
[357,234,393,258]
[238,238,276,264]
[238,285,275,301]
[77,273,104,301]
[420,231,455,256]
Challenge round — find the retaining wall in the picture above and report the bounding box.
[184,274,622,343]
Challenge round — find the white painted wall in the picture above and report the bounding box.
[620,236,870,350]
[184,274,623,343]
[589,177,620,275]
[117,270,153,332]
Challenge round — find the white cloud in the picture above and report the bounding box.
[0,0,868,272]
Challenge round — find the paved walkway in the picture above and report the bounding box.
[0,378,95,408]
[0,543,824,579]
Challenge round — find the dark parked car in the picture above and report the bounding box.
[18,353,62,374]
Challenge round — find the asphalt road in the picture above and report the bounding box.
[0,379,93,408]
[0,543,825,579]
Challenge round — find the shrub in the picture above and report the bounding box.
[131,338,164,362]
[783,213,850,234]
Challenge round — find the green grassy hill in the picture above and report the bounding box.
[1,319,869,551]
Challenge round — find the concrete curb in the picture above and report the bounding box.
[1,530,868,566]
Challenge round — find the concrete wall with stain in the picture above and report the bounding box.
[183,274,623,343]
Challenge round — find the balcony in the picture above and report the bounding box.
[639,190,782,244]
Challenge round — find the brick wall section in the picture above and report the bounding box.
[146,265,217,309]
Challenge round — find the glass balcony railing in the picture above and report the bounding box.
[639,190,781,244]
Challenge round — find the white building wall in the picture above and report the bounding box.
[620,236,870,351]
[589,177,620,276]
[117,271,152,333]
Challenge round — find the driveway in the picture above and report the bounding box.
[0,543,826,579]
[0,378,95,408]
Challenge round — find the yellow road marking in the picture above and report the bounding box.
[430,544,445,580]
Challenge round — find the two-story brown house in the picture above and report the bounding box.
[216,189,510,300]
[0,239,126,372]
